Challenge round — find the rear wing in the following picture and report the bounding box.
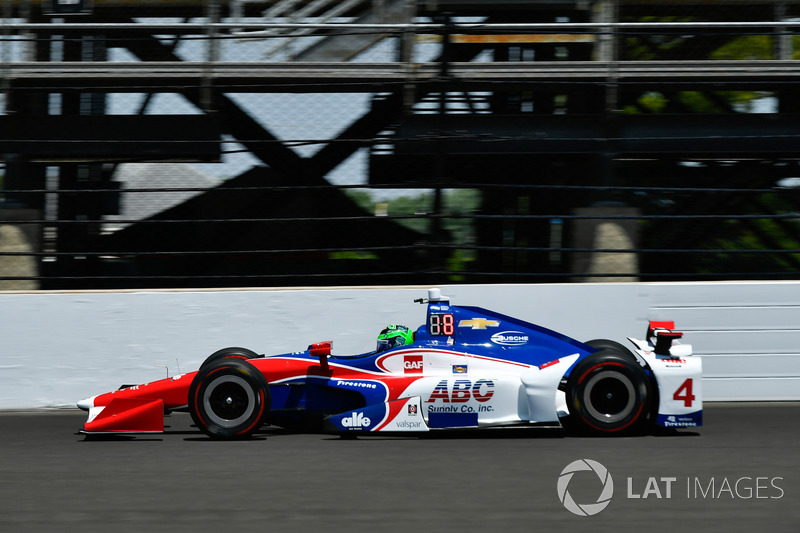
[646,320,692,357]
[628,320,692,358]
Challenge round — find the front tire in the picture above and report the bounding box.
[566,350,650,435]
[189,359,270,439]
[199,347,261,369]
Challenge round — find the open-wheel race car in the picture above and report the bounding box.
[78,288,702,439]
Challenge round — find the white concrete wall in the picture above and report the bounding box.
[1,282,798,409]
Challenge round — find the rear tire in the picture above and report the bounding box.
[585,339,635,359]
[566,350,650,435]
[584,338,659,428]
[189,359,270,439]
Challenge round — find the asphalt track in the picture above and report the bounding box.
[1,403,798,533]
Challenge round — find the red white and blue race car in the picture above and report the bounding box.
[77,289,702,439]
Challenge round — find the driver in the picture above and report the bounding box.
[376,325,414,352]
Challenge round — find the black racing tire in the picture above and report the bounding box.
[584,338,660,426]
[189,359,270,439]
[199,347,260,370]
[565,350,650,436]
[584,339,636,360]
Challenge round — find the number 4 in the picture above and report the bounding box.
[673,379,696,408]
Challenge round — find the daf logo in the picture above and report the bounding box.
[491,331,529,346]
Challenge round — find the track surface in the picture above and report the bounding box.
[1,403,798,533]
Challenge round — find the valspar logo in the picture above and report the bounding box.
[557,459,614,516]
[341,412,371,429]
[491,331,529,346]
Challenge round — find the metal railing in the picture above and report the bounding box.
[2,17,800,289]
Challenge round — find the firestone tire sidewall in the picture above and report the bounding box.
[566,351,650,436]
[199,347,261,370]
[189,359,270,439]
[584,339,636,359]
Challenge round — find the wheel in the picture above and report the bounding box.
[584,339,635,360]
[199,347,260,369]
[189,358,270,439]
[584,338,660,424]
[566,350,650,435]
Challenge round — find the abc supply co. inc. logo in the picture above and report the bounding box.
[557,459,614,516]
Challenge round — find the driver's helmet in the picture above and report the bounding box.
[376,325,414,352]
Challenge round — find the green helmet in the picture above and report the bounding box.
[376,325,414,352]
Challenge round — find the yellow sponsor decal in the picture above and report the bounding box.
[458,318,501,330]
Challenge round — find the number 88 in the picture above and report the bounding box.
[430,314,454,336]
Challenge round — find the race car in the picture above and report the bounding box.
[77,288,702,439]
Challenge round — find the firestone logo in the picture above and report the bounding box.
[557,459,614,516]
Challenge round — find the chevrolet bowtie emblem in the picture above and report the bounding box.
[459,318,500,329]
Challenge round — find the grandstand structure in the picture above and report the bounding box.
[2,0,800,288]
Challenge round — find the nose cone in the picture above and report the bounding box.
[77,395,96,411]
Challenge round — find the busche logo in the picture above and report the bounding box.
[557,459,614,517]
[490,331,530,346]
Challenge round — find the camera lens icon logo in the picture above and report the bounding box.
[557,459,614,516]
